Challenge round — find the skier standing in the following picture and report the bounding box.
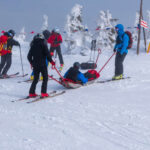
[0,30,20,78]
[113,24,129,80]
[27,33,55,98]
[47,27,64,71]
[30,29,51,80]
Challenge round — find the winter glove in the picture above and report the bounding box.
[113,48,116,52]
[51,61,55,69]
[54,41,61,44]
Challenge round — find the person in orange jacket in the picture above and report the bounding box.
[47,27,64,71]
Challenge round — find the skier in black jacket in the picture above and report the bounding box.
[0,30,20,78]
[27,33,55,98]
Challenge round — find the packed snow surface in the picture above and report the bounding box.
[0,43,150,150]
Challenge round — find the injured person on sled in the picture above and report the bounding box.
[64,62,88,85]
[63,62,100,85]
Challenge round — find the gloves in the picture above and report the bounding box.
[54,41,61,44]
[51,61,55,67]
[113,48,116,52]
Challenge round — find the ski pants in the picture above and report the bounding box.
[50,46,64,65]
[115,52,127,76]
[29,66,48,94]
[0,53,12,75]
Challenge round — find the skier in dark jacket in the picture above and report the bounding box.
[0,30,20,78]
[113,24,129,80]
[27,33,55,98]
[64,62,88,84]
[47,27,64,71]
[30,30,51,80]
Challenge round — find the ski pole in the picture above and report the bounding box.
[19,46,25,76]
[98,52,116,74]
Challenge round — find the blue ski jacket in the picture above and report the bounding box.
[64,69,88,84]
[114,24,129,55]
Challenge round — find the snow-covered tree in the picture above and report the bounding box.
[65,4,84,34]
[15,27,26,43]
[41,14,48,31]
[96,10,117,50]
[132,12,139,42]
[64,4,91,55]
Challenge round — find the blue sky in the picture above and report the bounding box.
[0,0,150,33]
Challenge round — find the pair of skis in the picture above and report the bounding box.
[11,90,65,103]
[97,77,130,83]
[0,72,28,79]
[18,75,54,83]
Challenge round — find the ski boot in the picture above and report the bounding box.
[29,93,38,98]
[41,93,49,98]
[40,76,43,80]
[30,75,34,80]
[112,74,123,80]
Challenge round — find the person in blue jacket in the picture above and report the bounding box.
[64,62,88,84]
[113,24,129,80]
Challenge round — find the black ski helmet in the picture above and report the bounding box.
[8,29,15,37]
[42,30,51,40]
[3,32,11,37]
[73,62,80,69]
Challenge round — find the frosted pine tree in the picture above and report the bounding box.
[41,14,48,31]
[15,27,26,43]
[132,12,139,42]
[147,10,150,39]
[64,4,90,54]
[96,10,116,50]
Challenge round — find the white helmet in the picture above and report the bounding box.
[54,27,60,33]
[35,33,44,39]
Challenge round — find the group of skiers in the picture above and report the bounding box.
[0,23,129,98]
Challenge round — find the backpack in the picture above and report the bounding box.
[116,31,133,49]
[84,70,100,80]
[0,35,8,56]
[125,31,133,49]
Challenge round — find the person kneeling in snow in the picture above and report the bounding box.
[64,62,88,85]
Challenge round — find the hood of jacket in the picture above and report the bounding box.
[115,24,124,36]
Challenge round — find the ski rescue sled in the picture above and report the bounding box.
[60,69,100,89]
[60,78,98,89]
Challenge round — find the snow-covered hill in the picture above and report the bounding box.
[0,42,150,150]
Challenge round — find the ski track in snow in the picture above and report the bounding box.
[0,45,150,150]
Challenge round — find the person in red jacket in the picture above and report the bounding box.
[47,27,64,71]
[0,30,20,78]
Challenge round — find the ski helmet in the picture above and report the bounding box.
[3,32,12,37]
[73,62,80,69]
[42,30,51,40]
[53,27,60,33]
[8,29,15,37]
[34,33,44,39]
